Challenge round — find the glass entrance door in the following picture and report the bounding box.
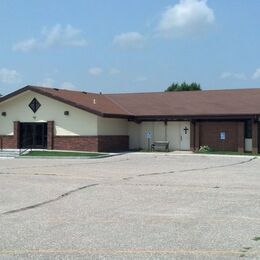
[20,123,47,149]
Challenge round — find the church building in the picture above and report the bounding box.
[0,85,259,153]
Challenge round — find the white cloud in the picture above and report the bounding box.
[88,67,103,76]
[60,81,76,90]
[252,68,260,80]
[13,24,87,52]
[157,0,215,38]
[221,72,247,80]
[109,68,120,75]
[135,76,148,82]
[0,68,21,84]
[13,38,39,52]
[37,78,76,90]
[39,77,55,87]
[113,32,145,49]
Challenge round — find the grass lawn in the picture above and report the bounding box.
[21,151,108,157]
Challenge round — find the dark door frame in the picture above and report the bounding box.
[20,122,47,149]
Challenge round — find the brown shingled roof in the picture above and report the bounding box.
[1,85,260,119]
[0,85,132,118]
[106,89,260,117]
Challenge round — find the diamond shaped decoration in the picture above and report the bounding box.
[29,98,41,113]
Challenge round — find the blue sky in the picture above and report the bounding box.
[0,0,260,95]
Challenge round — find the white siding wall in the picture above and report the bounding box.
[128,121,190,151]
[167,122,181,150]
[0,90,98,136]
[128,122,141,150]
[97,117,128,135]
[140,122,167,149]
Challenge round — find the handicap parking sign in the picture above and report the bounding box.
[145,131,152,139]
[220,132,226,140]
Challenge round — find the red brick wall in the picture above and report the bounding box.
[53,136,99,151]
[0,136,16,149]
[190,121,195,151]
[47,121,54,150]
[0,121,20,149]
[199,121,240,151]
[252,121,259,154]
[53,135,129,152]
[14,121,20,149]
[98,136,129,152]
[237,122,245,153]
[0,124,129,152]
[258,123,260,152]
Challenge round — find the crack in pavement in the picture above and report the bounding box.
[1,156,257,216]
[0,172,58,176]
[106,183,224,189]
[179,156,257,172]
[1,183,99,216]
[128,157,257,179]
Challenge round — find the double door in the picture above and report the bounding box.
[166,122,190,150]
[20,123,47,149]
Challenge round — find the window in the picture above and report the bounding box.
[244,120,252,139]
[29,98,41,113]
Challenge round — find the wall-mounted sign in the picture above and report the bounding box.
[145,131,152,139]
[220,131,226,140]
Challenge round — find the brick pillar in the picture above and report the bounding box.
[252,121,258,154]
[14,121,20,149]
[237,122,244,153]
[47,121,54,150]
[190,121,195,151]
[259,123,260,153]
[194,122,200,151]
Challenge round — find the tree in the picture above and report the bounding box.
[165,82,201,92]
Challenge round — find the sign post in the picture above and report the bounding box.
[220,131,226,151]
[145,131,152,151]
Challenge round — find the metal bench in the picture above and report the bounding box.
[151,141,169,152]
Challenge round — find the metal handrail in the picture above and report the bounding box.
[0,137,33,155]
[19,147,32,156]
[19,136,34,155]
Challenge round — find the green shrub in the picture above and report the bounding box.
[199,145,213,152]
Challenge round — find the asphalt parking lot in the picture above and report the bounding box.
[0,153,260,259]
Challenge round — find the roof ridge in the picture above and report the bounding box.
[104,94,134,116]
[29,85,101,95]
[29,85,260,95]
[106,87,260,95]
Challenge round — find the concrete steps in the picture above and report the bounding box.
[0,150,20,158]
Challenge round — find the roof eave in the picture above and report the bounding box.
[0,85,107,117]
[103,113,133,119]
[132,114,260,121]
[30,86,106,117]
[0,85,32,103]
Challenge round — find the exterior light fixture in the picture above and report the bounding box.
[64,111,69,116]
[1,112,6,116]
